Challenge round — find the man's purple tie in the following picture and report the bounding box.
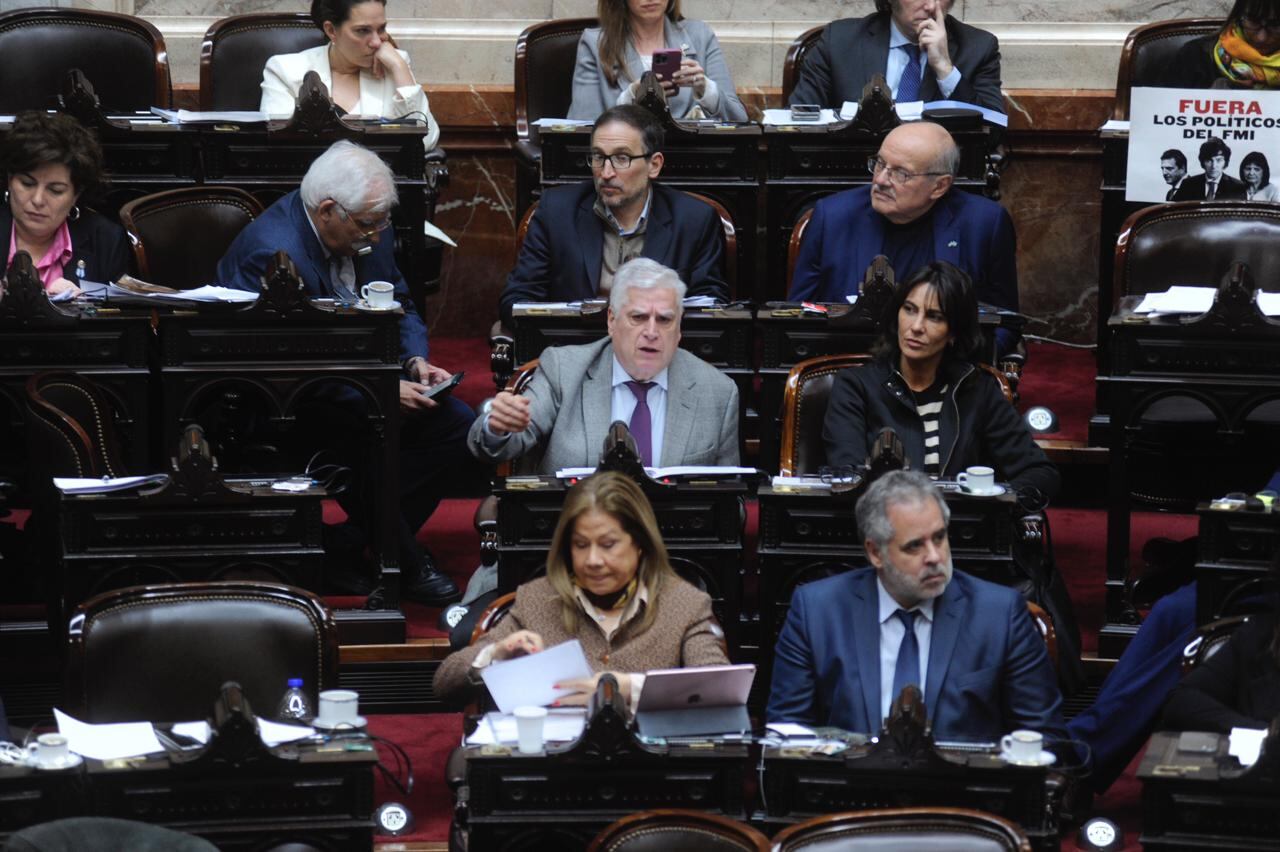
[626,380,654,466]
[898,44,922,102]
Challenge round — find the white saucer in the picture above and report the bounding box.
[355,300,399,313]
[960,484,1005,497]
[1000,748,1055,767]
[31,753,83,771]
[312,715,367,731]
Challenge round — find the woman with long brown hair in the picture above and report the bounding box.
[433,471,728,706]
[568,0,747,122]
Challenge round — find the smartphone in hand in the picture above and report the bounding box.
[421,371,465,401]
[652,49,683,85]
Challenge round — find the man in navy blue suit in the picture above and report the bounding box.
[788,122,1018,353]
[218,140,476,605]
[499,104,728,326]
[767,470,1067,743]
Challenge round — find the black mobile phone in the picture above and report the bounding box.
[421,371,464,400]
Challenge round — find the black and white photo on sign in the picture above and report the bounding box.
[1127,87,1280,203]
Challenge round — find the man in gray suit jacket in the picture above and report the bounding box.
[788,0,1004,114]
[470,258,739,473]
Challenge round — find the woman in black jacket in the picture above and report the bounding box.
[1162,0,1280,89]
[823,261,1059,501]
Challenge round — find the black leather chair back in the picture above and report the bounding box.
[781,24,825,105]
[200,13,325,111]
[119,187,264,289]
[1113,18,1221,120]
[772,807,1032,852]
[587,810,769,852]
[4,817,218,851]
[0,8,170,111]
[1113,202,1280,307]
[515,18,596,140]
[778,354,872,476]
[66,581,337,723]
[25,372,126,481]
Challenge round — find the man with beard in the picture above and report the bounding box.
[766,470,1067,741]
[499,104,728,326]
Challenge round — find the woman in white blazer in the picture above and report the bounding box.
[568,0,747,123]
[261,0,439,150]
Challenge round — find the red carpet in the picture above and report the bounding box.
[368,712,462,842]
[1017,341,1097,445]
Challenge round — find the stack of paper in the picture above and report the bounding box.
[1133,286,1215,315]
[466,709,587,746]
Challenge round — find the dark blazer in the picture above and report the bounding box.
[789,186,1018,313]
[1160,35,1228,89]
[500,181,728,326]
[787,12,1004,113]
[823,357,1060,499]
[217,190,428,364]
[767,567,1068,742]
[1171,172,1249,202]
[1162,612,1280,733]
[0,207,130,284]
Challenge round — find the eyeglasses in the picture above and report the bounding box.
[334,202,393,237]
[1240,15,1280,31]
[588,151,652,171]
[867,156,947,186]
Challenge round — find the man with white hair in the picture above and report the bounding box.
[470,257,739,473]
[218,140,476,606]
[767,470,1066,742]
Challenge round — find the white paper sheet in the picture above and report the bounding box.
[480,639,592,714]
[171,721,212,744]
[761,108,841,126]
[1229,726,1267,767]
[55,708,164,760]
[1257,291,1280,316]
[466,708,587,745]
[257,718,315,746]
[531,118,594,128]
[152,108,269,124]
[54,475,170,494]
[557,465,756,479]
[1133,285,1215,315]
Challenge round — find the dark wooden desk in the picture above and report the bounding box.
[1097,290,1280,655]
[1139,730,1280,851]
[536,123,765,302]
[494,473,749,651]
[1196,502,1279,625]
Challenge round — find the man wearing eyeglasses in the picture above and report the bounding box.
[788,121,1018,353]
[218,140,478,607]
[499,104,729,327]
[788,0,1004,114]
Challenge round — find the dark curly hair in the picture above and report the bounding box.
[2,111,105,197]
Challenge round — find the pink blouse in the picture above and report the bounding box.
[8,220,73,290]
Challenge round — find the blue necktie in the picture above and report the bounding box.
[891,609,921,707]
[897,44,922,102]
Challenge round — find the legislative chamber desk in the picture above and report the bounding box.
[494,470,749,650]
[1139,730,1280,851]
[0,729,376,848]
[758,480,1024,645]
[462,684,748,851]
[1097,282,1280,656]
[1196,501,1279,626]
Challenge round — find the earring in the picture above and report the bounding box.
[3,190,7,205]
[68,206,81,222]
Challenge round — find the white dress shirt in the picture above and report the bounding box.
[610,356,669,466]
[877,577,935,724]
[887,19,961,101]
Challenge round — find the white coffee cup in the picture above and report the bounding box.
[316,689,360,727]
[360,280,396,308]
[28,733,71,767]
[956,465,996,493]
[1001,729,1043,763]
[513,705,548,754]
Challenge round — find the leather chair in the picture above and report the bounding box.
[781,24,826,106]
[588,809,769,852]
[0,8,170,112]
[119,187,265,290]
[1025,600,1058,670]
[3,818,218,852]
[1182,613,1251,673]
[469,591,517,646]
[778,353,872,476]
[1112,19,1221,121]
[771,807,1032,852]
[786,207,815,293]
[513,18,598,216]
[65,581,337,723]
[686,192,738,298]
[200,13,325,111]
[25,373,127,481]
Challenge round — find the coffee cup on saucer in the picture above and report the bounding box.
[27,733,81,770]
[360,281,396,309]
[956,465,996,494]
[314,689,365,730]
[1000,729,1045,764]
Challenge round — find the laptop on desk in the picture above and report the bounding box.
[634,664,755,739]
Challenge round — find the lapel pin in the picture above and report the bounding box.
[947,240,958,248]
